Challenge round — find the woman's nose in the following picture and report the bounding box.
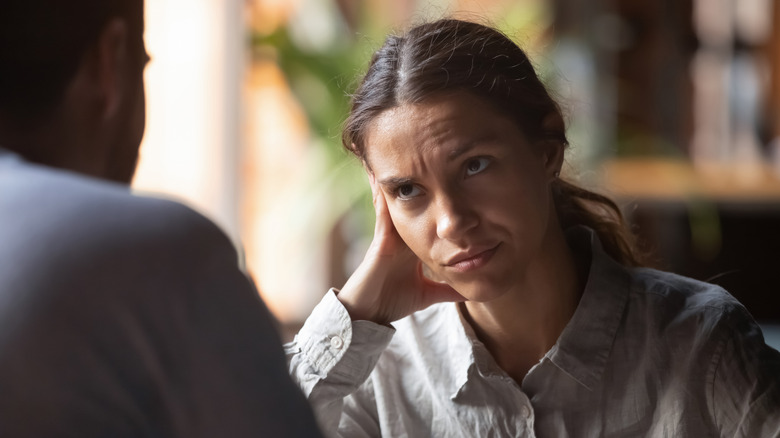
[435,195,479,241]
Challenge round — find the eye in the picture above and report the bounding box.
[465,157,491,176]
[395,183,422,200]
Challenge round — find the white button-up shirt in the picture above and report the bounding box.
[287,227,780,437]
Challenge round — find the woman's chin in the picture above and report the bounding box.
[452,281,512,303]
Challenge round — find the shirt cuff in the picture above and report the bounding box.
[295,289,395,381]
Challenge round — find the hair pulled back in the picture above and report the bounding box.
[343,18,643,267]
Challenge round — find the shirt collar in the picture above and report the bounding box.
[546,226,631,390]
[446,226,631,399]
[424,299,507,401]
[439,301,481,400]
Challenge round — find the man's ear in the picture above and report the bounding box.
[85,18,130,120]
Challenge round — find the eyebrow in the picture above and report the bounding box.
[375,134,500,187]
[377,176,414,188]
[446,134,498,162]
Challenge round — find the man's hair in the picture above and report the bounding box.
[0,0,144,125]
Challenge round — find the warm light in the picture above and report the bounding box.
[242,60,322,321]
[133,0,243,240]
[249,0,301,36]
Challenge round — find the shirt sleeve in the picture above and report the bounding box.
[286,289,395,437]
[708,304,780,437]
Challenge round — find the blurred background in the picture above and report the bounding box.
[133,0,780,343]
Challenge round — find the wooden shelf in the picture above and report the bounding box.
[598,157,780,204]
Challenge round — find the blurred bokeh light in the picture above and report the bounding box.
[134,0,780,329]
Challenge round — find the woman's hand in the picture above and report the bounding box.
[337,175,464,324]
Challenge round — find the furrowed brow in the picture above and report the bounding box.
[446,134,497,162]
[377,176,415,188]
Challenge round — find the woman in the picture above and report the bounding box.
[286,19,780,437]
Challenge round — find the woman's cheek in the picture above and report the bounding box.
[393,211,432,258]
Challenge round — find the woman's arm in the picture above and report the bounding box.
[286,175,462,436]
[286,290,394,436]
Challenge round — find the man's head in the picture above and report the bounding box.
[0,0,147,184]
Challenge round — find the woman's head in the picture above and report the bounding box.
[363,89,566,301]
[345,18,644,271]
[343,18,566,162]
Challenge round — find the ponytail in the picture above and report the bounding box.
[553,178,646,267]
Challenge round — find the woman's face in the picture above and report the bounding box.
[364,91,562,302]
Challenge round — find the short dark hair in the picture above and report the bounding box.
[0,0,144,125]
[344,19,645,267]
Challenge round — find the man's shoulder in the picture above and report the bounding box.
[2,159,226,245]
[0,160,236,284]
[0,160,248,332]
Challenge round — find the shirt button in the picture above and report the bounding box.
[330,336,344,350]
[520,405,531,419]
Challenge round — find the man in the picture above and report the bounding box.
[0,1,321,436]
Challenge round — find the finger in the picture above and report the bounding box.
[373,188,393,238]
[371,188,410,258]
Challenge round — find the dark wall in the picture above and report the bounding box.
[628,201,780,322]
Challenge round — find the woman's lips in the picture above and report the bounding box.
[445,244,500,273]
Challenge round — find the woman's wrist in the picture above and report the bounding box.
[336,287,383,324]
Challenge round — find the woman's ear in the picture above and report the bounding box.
[542,140,565,177]
[540,112,565,179]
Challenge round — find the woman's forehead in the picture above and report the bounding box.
[363,104,457,171]
[365,94,477,144]
[363,92,522,167]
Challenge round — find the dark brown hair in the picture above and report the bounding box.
[343,18,644,267]
[0,0,145,125]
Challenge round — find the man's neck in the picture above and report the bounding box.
[0,111,104,178]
